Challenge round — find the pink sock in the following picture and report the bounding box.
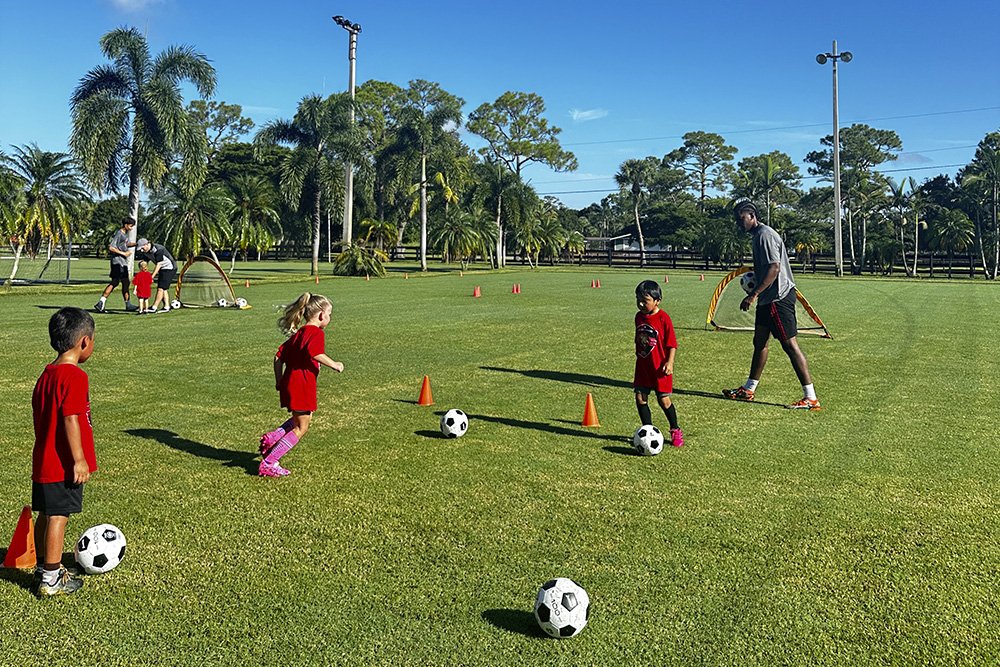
[262,419,294,447]
[264,431,299,465]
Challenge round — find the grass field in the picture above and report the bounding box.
[0,265,997,666]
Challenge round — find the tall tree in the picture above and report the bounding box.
[254,93,359,275]
[1,145,90,286]
[145,175,231,262]
[961,132,1000,279]
[70,26,216,271]
[733,151,801,230]
[615,157,659,267]
[397,80,464,271]
[187,100,255,166]
[666,131,736,210]
[226,174,281,270]
[467,91,577,266]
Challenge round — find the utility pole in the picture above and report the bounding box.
[816,41,853,277]
[333,15,361,247]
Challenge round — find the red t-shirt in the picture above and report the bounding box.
[133,271,153,298]
[276,325,326,412]
[633,309,678,393]
[32,364,97,483]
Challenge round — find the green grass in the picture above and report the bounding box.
[0,267,997,666]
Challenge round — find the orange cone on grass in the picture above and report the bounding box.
[245,279,250,288]
[3,506,36,569]
[417,375,434,406]
[315,274,320,285]
[581,393,600,427]
[700,274,705,281]
[664,275,669,283]
[473,286,481,298]
[590,279,595,288]
[596,279,601,289]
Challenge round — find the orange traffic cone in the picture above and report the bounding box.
[245,279,250,288]
[365,274,370,281]
[404,273,409,280]
[511,283,518,294]
[590,279,596,288]
[664,275,669,283]
[700,274,705,281]
[3,506,36,569]
[417,375,434,406]
[473,286,481,298]
[582,393,600,427]
[315,274,320,285]
[516,283,521,294]
[596,279,601,289]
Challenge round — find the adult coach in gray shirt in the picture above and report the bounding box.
[722,198,820,410]
[134,238,177,313]
[95,217,138,313]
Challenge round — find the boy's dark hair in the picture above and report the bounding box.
[122,216,135,227]
[635,280,662,301]
[49,307,95,353]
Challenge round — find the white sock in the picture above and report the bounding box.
[744,378,759,392]
[99,296,107,305]
[41,567,60,585]
[803,384,817,400]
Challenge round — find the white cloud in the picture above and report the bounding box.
[110,0,163,11]
[570,108,608,122]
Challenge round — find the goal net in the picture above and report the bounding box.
[706,266,832,338]
[175,256,237,307]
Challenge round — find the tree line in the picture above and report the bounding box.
[3,26,1000,286]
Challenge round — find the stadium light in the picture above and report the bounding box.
[816,40,852,277]
[333,15,361,248]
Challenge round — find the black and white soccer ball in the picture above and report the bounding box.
[74,523,127,575]
[740,271,757,295]
[217,298,229,308]
[170,299,181,310]
[440,409,468,438]
[534,578,590,638]
[633,425,664,456]
[235,297,248,308]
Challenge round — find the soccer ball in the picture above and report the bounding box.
[74,524,127,575]
[633,425,664,456]
[235,297,248,308]
[440,409,468,438]
[534,578,590,638]
[170,299,181,310]
[217,298,229,308]
[740,271,757,295]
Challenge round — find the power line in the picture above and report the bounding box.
[562,105,1000,147]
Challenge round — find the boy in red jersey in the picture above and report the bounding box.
[31,307,98,596]
[634,280,683,447]
[131,260,153,313]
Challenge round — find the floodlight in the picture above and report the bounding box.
[816,54,828,64]
[840,51,853,63]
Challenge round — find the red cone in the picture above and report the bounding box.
[3,506,36,569]
[417,375,434,406]
[582,393,600,427]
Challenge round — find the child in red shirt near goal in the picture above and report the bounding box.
[258,293,345,477]
[634,280,684,447]
[131,261,153,314]
[31,307,98,596]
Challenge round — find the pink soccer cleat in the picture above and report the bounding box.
[259,430,284,456]
[258,461,291,477]
[670,428,685,447]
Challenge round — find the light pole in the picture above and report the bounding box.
[816,40,852,277]
[333,15,361,247]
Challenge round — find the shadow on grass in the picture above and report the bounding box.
[674,387,786,408]
[124,428,259,476]
[481,609,547,638]
[35,304,133,315]
[602,445,639,456]
[415,429,446,439]
[480,366,631,389]
[466,413,621,443]
[0,550,34,591]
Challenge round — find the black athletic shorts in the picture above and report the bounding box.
[756,289,798,342]
[156,268,177,291]
[109,263,130,287]
[32,480,84,516]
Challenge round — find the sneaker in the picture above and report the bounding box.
[722,386,755,402]
[148,307,158,314]
[670,428,684,447]
[94,301,105,313]
[125,302,138,312]
[259,461,291,477]
[34,567,84,597]
[158,307,170,313]
[787,398,821,411]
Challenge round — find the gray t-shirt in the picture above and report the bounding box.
[109,229,129,267]
[750,223,795,305]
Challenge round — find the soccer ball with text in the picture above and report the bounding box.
[534,578,590,638]
[74,523,127,574]
[633,425,664,456]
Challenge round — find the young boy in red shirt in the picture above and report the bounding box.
[634,280,684,447]
[31,307,97,596]
[132,260,153,314]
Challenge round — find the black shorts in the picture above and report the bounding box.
[32,481,84,516]
[109,263,130,287]
[156,269,177,291]
[756,290,798,342]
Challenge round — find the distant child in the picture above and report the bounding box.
[258,293,345,477]
[633,280,684,447]
[132,260,153,314]
[31,307,98,596]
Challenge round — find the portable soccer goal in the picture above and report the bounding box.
[174,255,239,308]
[706,266,832,338]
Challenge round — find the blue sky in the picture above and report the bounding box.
[2,0,998,208]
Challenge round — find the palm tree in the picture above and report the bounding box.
[2,145,90,286]
[70,27,215,271]
[226,175,281,272]
[615,157,657,267]
[929,208,974,278]
[145,176,231,261]
[254,93,359,275]
[360,218,397,254]
[734,152,801,230]
[431,210,477,266]
[565,230,586,264]
[961,134,1000,279]
[886,177,926,277]
[472,159,520,268]
[397,80,464,271]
